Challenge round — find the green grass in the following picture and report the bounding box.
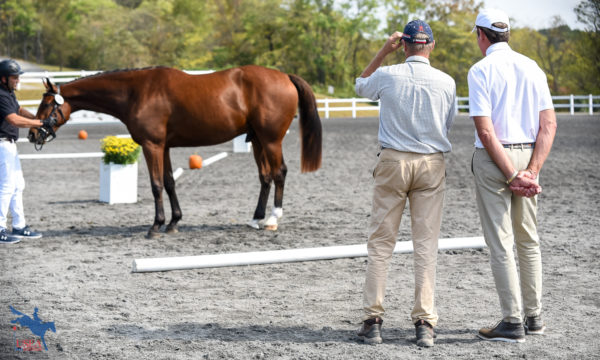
[16,85,45,102]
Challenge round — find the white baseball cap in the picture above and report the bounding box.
[472,8,510,33]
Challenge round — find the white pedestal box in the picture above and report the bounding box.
[99,162,138,204]
[233,134,252,153]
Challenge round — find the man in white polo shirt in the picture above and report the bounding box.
[468,9,557,343]
[355,20,456,348]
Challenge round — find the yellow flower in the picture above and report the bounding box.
[101,136,141,165]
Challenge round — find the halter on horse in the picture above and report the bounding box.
[29,92,65,150]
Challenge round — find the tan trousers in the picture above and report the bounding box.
[472,147,542,324]
[362,149,445,326]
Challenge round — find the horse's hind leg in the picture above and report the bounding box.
[263,142,287,231]
[163,148,182,234]
[248,139,272,229]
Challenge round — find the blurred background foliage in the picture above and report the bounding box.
[1,0,598,97]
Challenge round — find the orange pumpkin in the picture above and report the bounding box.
[78,130,88,140]
[189,154,203,169]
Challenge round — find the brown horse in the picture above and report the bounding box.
[30,65,322,237]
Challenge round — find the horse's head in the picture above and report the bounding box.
[28,78,72,150]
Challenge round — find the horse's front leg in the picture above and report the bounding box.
[143,143,166,238]
[163,148,182,234]
[248,140,272,229]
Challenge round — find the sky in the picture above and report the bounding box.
[480,0,584,30]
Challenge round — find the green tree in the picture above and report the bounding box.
[424,0,482,96]
[0,0,40,61]
[574,0,600,92]
[511,19,576,94]
[1,0,596,96]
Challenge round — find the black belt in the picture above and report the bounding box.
[502,143,534,149]
[0,137,16,143]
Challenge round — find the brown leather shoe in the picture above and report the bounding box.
[357,317,383,344]
[415,319,434,347]
[478,320,525,343]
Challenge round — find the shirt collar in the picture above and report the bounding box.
[405,55,430,65]
[486,42,511,56]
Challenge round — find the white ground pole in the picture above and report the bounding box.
[172,151,229,181]
[132,236,486,273]
[173,167,184,180]
[20,150,227,168]
[202,152,228,166]
[19,152,104,159]
[17,133,131,143]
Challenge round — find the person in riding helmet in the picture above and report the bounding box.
[0,59,45,244]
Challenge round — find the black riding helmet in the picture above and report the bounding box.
[0,59,24,77]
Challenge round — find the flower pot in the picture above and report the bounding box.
[99,162,138,204]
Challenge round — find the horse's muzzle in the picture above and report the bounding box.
[27,128,38,144]
[28,127,55,150]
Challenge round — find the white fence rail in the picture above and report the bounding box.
[315,96,599,117]
[18,71,599,119]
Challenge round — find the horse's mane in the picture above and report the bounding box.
[63,66,171,85]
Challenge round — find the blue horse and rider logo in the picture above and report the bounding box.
[10,306,56,351]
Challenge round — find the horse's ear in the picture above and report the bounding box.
[42,78,58,93]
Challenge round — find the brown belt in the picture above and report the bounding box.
[502,143,534,149]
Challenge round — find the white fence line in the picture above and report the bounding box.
[18,71,599,118]
[314,96,599,117]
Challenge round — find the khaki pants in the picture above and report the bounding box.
[472,147,542,324]
[362,149,445,326]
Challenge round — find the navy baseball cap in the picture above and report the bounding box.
[402,20,434,44]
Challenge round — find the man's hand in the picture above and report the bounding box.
[509,171,541,197]
[42,117,56,128]
[381,32,404,55]
[359,32,404,78]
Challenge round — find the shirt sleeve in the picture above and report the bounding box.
[536,68,554,111]
[0,93,17,121]
[467,67,491,117]
[447,84,457,131]
[355,71,380,101]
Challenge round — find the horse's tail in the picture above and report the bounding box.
[288,74,322,173]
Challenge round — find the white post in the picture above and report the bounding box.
[352,98,357,119]
[570,94,575,115]
[99,162,138,204]
[455,97,459,115]
[325,98,330,119]
[590,94,594,115]
[233,135,251,153]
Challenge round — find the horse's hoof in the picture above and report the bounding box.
[247,219,261,230]
[166,226,179,234]
[264,215,278,231]
[264,224,278,231]
[146,230,161,239]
